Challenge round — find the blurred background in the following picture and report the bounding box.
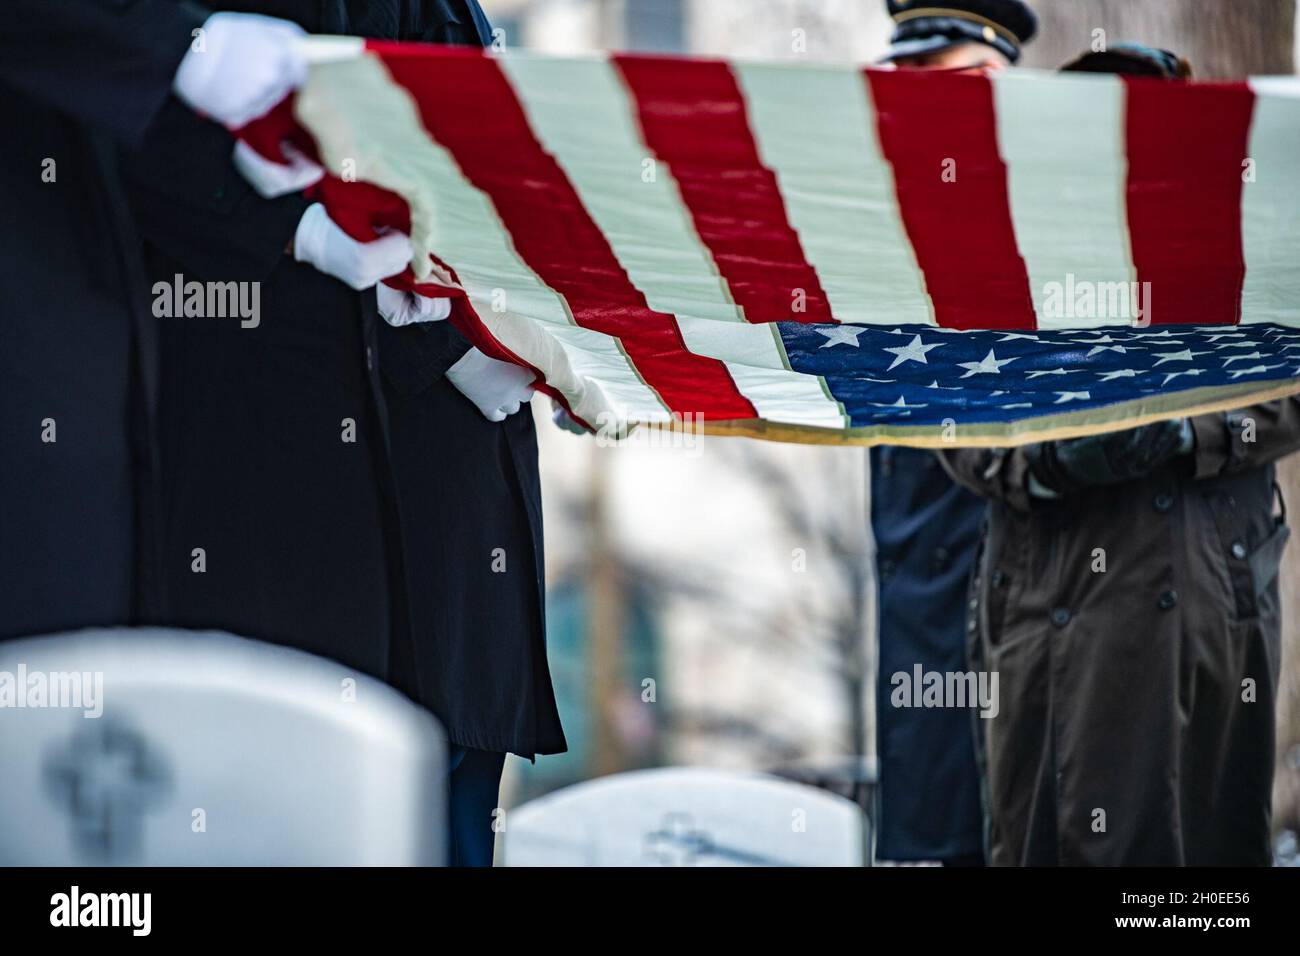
[478,0,1300,859]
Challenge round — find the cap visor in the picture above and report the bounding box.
[878,35,963,64]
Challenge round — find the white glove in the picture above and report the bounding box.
[551,399,587,434]
[446,348,536,422]
[233,140,325,198]
[293,203,412,290]
[377,285,452,326]
[172,13,308,128]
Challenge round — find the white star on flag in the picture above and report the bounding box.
[1070,335,1126,355]
[957,349,1017,378]
[817,326,865,348]
[868,395,929,409]
[1161,369,1208,386]
[1222,352,1269,366]
[1229,364,1286,379]
[1152,349,1210,366]
[882,335,944,370]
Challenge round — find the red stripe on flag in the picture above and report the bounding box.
[865,69,1036,330]
[614,54,834,324]
[367,43,756,420]
[1123,78,1254,326]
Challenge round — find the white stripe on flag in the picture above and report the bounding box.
[296,51,670,425]
[296,35,366,64]
[1242,77,1300,326]
[499,53,848,430]
[733,61,934,327]
[992,71,1138,331]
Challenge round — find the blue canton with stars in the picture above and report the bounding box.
[778,322,1300,428]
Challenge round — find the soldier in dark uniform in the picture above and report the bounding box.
[0,2,309,637]
[122,0,558,867]
[880,0,1037,70]
[872,448,988,863]
[870,0,1037,865]
[938,40,1299,869]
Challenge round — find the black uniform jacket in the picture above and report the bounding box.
[0,0,207,637]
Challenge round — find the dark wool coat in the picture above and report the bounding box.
[0,0,206,637]
[940,400,1300,865]
[125,0,564,757]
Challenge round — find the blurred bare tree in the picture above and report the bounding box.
[1025,0,1295,77]
[687,0,891,61]
[722,442,874,762]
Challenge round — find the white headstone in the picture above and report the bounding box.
[503,767,863,866]
[0,628,446,865]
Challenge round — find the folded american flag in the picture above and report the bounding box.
[240,39,1300,446]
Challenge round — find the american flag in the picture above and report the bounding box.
[239,39,1300,446]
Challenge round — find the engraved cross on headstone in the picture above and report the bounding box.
[43,719,172,863]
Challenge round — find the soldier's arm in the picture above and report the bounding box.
[935,448,1036,512]
[1189,398,1300,478]
[124,102,313,284]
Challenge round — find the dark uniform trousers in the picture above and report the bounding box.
[942,400,1300,865]
[871,447,986,862]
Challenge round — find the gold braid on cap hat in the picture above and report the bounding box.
[892,6,1021,48]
